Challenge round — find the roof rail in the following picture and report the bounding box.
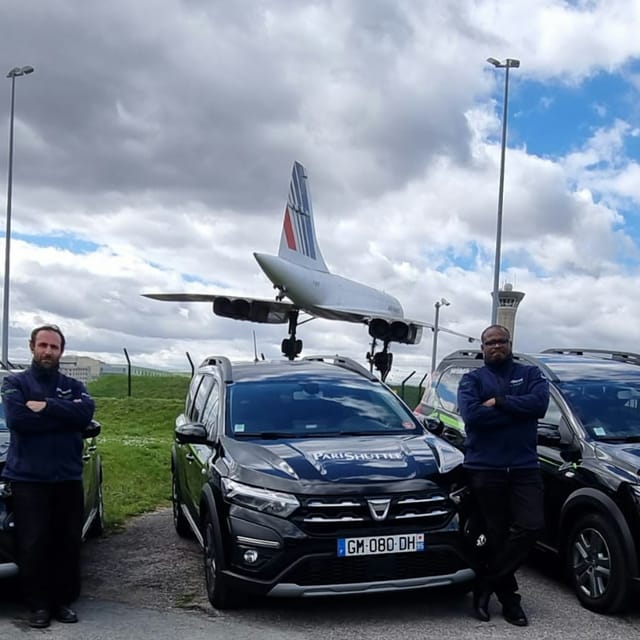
[302,354,378,381]
[198,355,233,382]
[542,348,640,366]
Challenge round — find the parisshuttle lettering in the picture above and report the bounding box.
[312,451,403,462]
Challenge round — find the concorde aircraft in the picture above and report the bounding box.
[144,161,478,380]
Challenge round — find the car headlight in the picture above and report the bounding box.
[426,434,464,474]
[222,478,300,518]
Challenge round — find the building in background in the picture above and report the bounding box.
[496,282,525,346]
[8,355,185,384]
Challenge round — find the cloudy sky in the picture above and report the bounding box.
[2,0,640,385]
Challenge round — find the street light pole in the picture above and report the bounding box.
[3,65,34,367]
[431,298,450,375]
[487,57,519,325]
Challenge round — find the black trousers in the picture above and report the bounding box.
[11,480,84,611]
[467,468,544,605]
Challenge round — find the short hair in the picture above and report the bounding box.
[480,324,511,344]
[30,324,66,352]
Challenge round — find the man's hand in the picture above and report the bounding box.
[26,400,46,413]
[482,398,496,407]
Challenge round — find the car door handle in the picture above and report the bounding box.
[186,453,195,462]
[82,454,91,461]
[87,445,97,453]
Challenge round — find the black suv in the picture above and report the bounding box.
[415,348,640,614]
[0,388,104,579]
[171,354,477,609]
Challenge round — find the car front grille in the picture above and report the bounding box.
[292,490,454,536]
[282,547,467,585]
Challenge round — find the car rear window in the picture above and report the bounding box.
[228,378,418,438]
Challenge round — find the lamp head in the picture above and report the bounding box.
[6,65,35,78]
[487,57,502,67]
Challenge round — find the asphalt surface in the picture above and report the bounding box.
[1,509,639,639]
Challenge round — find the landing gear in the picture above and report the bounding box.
[366,338,393,381]
[281,309,303,360]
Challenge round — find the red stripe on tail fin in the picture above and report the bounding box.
[283,206,297,250]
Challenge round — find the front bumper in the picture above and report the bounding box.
[220,505,475,598]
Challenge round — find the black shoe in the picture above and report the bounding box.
[472,588,491,622]
[54,605,78,623]
[28,609,51,628]
[502,601,528,626]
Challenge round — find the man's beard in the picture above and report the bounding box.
[35,355,60,368]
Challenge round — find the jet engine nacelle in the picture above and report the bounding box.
[368,318,423,345]
[213,297,289,324]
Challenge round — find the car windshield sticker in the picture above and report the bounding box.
[234,423,246,432]
[593,427,605,436]
[402,421,414,429]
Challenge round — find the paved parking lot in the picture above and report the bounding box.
[0,509,639,639]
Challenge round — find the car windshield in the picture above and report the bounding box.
[558,378,640,440]
[0,398,5,431]
[228,377,419,438]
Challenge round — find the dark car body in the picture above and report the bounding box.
[415,348,640,614]
[171,355,477,609]
[0,386,104,579]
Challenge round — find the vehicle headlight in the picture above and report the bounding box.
[427,435,464,474]
[222,478,299,518]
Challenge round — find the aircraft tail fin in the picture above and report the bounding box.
[278,161,329,272]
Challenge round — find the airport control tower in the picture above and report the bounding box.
[495,283,525,345]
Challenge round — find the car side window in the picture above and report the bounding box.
[185,374,203,417]
[192,375,214,423]
[436,367,471,413]
[539,396,563,428]
[201,382,219,436]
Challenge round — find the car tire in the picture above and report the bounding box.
[565,512,629,613]
[202,510,242,609]
[87,468,105,538]
[171,470,192,539]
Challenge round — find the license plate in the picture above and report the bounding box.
[337,533,425,557]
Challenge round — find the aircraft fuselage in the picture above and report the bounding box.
[254,252,404,322]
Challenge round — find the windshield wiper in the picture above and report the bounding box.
[235,432,302,439]
[596,435,640,443]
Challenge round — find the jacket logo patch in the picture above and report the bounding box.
[510,378,524,386]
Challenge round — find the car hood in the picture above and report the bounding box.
[597,441,640,478]
[222,433,463,491]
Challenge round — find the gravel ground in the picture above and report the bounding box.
[81,507,212,613]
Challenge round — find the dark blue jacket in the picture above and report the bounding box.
[457,357,549,470]
[1,363,95,482]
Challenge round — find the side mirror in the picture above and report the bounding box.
[175,422,209,445]
[83,419,101,439]
[537,426,561,447]
[423,417,444,436]
[441,425,465,450]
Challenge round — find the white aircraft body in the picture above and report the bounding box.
[145,161,477,378]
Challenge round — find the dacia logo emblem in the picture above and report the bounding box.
[367,498,391,521]
[476,533,487,547]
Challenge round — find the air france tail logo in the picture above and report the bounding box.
[283,162,317,259]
